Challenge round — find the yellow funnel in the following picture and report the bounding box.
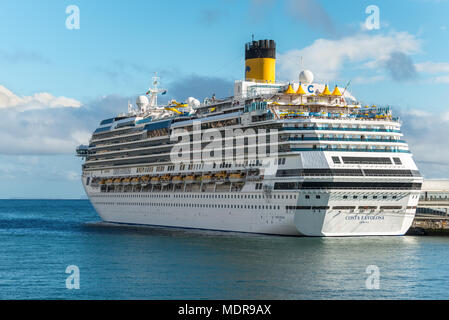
[245,39,276,83]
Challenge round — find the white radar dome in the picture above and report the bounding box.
[299,70,314,84]
[186,97,201,109]
[136,95,149,109]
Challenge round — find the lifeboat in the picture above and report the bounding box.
[131,177,140,186]
[201,175,213,184]
[106,179,114,186]
[140,176,150,186]
[229,173,244,183]
[99,179,106,185]
[214,172,227,184]
[172,176,183,184]
[161,175,171,186]
[122,178,131,185]
[184,175,196,184]
[150,176,160,185]
[113,178,122,186]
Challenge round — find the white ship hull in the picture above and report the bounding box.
[293,210,415,237]
[85,186,419,237]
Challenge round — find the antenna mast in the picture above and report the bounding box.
[146,72,167,109]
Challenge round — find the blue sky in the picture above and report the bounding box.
[1,0,449,198]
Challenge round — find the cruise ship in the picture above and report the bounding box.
[77,39,422,236]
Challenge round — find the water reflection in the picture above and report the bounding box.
[2,199,449,300]
[79,223,448,299]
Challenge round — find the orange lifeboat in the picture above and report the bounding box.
[161,175,171,186]
[201,175,213,184]
[140,176,150,186]
[172,176,183,184]
[229,173,244,183]
[184,175,195,184]
[214,172,227,184]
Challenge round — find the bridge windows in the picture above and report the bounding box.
[332,156,341,164]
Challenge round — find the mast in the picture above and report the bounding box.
[146,72,167,109]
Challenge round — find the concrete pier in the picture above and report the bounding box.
[406,180,449,235]
[407,214,449,235]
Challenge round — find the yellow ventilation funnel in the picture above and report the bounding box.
[285,84,295,94]
[296,84,306,95]
[331,86,342,96]
[321,85,332,96]
[245,39,276,83]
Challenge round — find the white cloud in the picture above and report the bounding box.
[285,0,336,37]
[414,62,449,83]
[0,85,127,155]
[277,32,420,82]
[433,75,449,83]
[0,85,82,111]
[352,75,386,84]
[415,62,449,74]
[399,108,449,178]
[65,171,81,181]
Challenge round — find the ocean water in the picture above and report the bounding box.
[0,199,449,300]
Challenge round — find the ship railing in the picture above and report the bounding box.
[277,113,400,122]
[282,126,401,133]
[290,147,410,153]
[288,137,407,143]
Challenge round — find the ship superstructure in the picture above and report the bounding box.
[77,39,422,236]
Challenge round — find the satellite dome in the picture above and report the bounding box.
[136,95,149,109]
[186,97,201,109]
[299,70,314,84]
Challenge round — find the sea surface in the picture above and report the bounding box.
[0,199,448,300]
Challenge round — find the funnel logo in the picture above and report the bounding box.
[246,66,251,73]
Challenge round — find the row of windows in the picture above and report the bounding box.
[283,125,399,132]
[274,182,422,190]
[91,192,409,201]
[92,193,297,200]
[277,158,287,165]
[173,193,297,200]
[94,193,298,201]
[304,194,400,200]
[342,195,397,200]
[96,201,417,211]
[111,202,282,210]
[137,160,262,174]
[276,169,420,177]
[337,156,402,165]
[420,193,449,200]
[332,156,341,164]
[416,207,448,215]
[286,206,329,210]
[286,205,406,210]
